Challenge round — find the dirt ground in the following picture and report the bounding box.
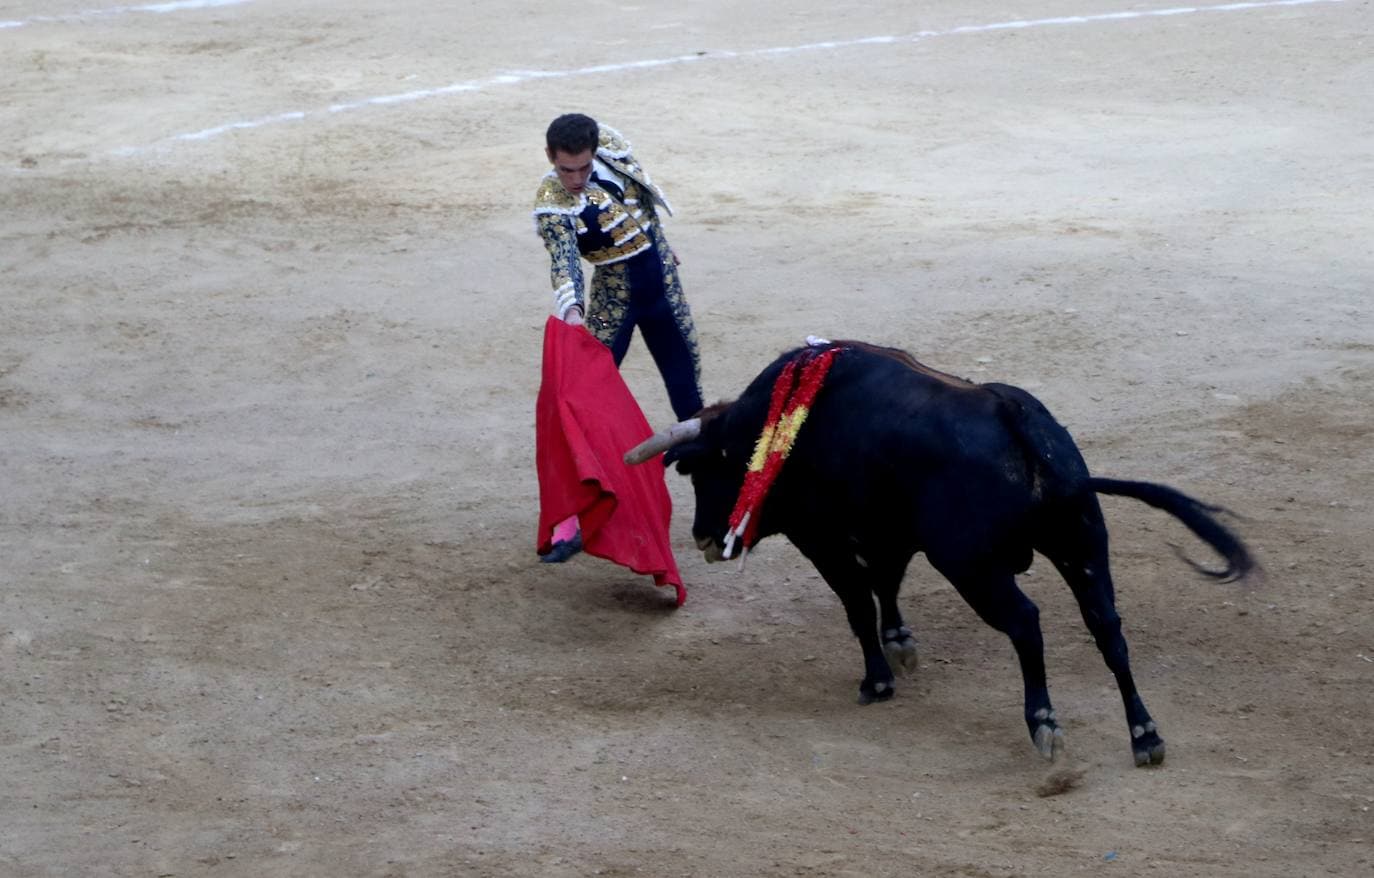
[2,1,1372,875]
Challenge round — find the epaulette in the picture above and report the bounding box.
[532,173,584,216]
[596,125,633,160]
[594,125,674,218]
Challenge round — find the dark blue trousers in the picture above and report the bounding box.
[606,244,703,421]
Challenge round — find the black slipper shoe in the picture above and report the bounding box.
[540,531,583,563]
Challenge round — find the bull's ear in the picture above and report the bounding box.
[663,439,709,472]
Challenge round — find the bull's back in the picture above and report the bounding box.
[781,351,1011,491]
[792,348,1088,509]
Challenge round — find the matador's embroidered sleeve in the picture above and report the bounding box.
[533,175,586,320]
[536,212,585,320]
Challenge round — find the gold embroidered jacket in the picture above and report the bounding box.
[532,125,674,321]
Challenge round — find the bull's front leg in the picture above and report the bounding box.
[804,549,896,705]
[876,588,918,677]
[844,592,896,705]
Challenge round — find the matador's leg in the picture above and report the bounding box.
[655,240,702,390]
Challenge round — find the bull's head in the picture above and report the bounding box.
[624,407,747,563]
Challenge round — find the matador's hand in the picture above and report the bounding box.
[564,307,585,328]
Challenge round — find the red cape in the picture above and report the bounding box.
[535,317,686,606]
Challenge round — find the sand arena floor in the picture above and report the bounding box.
[2,0,1372,875]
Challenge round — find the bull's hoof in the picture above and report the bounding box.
[1131,723,1166,766]
[1033,722,1065,761]
[1030,708,1064,761]
[881,628,919,677]
[857,680,895,705]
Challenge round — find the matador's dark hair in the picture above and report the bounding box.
[546,113,599,155]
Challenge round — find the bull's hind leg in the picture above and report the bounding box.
[1041,510,1166,766]
[940,568,1063,761]
[1053,555,1165,766]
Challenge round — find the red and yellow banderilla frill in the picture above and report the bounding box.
[722,345,843,560]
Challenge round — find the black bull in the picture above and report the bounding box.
[627,341,1255,766]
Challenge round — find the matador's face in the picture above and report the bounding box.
[547,147,594,196]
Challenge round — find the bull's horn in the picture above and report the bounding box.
[623,417,701,465]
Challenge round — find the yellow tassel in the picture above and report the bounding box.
[748,424,775,472]
[773,406,810,456]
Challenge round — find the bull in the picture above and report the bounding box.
[625,340,1255,766]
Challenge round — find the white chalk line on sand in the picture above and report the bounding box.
[1,0,251,30]
[114,0,1345,155]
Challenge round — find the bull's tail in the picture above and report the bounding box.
[1089,478,1257,583]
